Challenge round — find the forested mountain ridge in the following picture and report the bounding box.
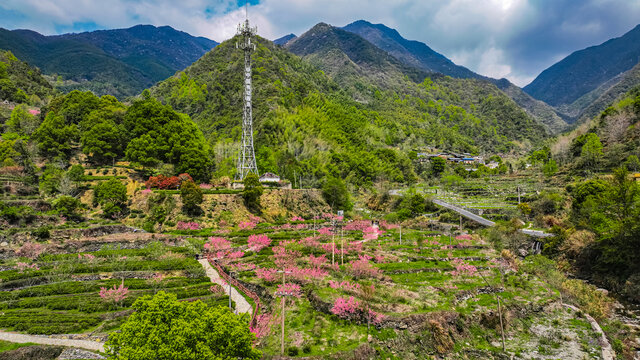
[286,23,549,144]
[524,24,640,111]
[0,25,218,98]
[342,20,568,133]
[150,26,548,187]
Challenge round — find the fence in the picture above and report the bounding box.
[207,255,261,328]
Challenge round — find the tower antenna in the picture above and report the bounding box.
[235,3,259,181]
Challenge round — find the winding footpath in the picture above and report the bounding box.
[198,258,253,315]
[563,304,615,360]
[0,331,105,352]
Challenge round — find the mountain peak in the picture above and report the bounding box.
[342,20,479,79]
[273,33,296,46]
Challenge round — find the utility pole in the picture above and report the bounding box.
[399,225,402,244]
[517,185,521,204]
[276,270,291,355]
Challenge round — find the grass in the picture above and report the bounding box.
[0,340,37,353]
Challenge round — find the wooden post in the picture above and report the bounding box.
[399,225,402,244]
[281,271,286,355]
[497,296,506,352]
[332,231,335,266]
[281,295,285,355]
[341,226,344,265]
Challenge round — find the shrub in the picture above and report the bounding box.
[93,178,127,218]
[242,173,263,213]
[31,226,51,240]
[53,195,82,220]
[99,280,129,307]
[16,242,44,260]
[181,179,203,215]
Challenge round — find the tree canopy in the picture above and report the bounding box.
[105,291,261,360]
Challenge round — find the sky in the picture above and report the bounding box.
[1,0,640,86]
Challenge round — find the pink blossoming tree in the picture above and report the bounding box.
[99,280,129,307]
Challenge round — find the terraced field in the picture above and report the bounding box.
[0,217,609,358]
[0,241,230,337]
[191,221,605,358]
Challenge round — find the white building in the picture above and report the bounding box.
[259,172,280,182]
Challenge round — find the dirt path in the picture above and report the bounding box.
[0,331,105,352]
[563,304,615,360]
[198,259,253,315]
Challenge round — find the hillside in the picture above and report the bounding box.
[0,50,55,105]
[342,20,568,133]
[0,25,218,98]
[569,62,640,125]
[286,23,549,144]
[524,24,640,109]
[151,27,548,187]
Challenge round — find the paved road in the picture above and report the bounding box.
[0,331,105,352]
[432,199,553,238]
[433,199,496,227]
[198,259,252,315]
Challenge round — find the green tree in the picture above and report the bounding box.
[93,178,127,218]
[624,155,640,172]
[81,119,124,165]
[580,133,603,170]
[321,176,351,211]
[242,173,263,213]
[33,113,79,159]
[6,104,39,135]
[105,291,261,360]
[430,157,446,177]
[53,195,82,220]
[542,159,558,177]
[181,180,203,215]
[67,164,85,182]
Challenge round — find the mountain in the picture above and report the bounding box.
[524,24,640,110]
[492,79,569,133]
[0,25,218,98]
[342,20,568,133]
[343,20,478,79]
[150,23,548,187]
[273,34,297,46]
[285,22,548,143]
[285,23,430,95]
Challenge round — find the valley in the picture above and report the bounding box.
[0,6,639,360]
